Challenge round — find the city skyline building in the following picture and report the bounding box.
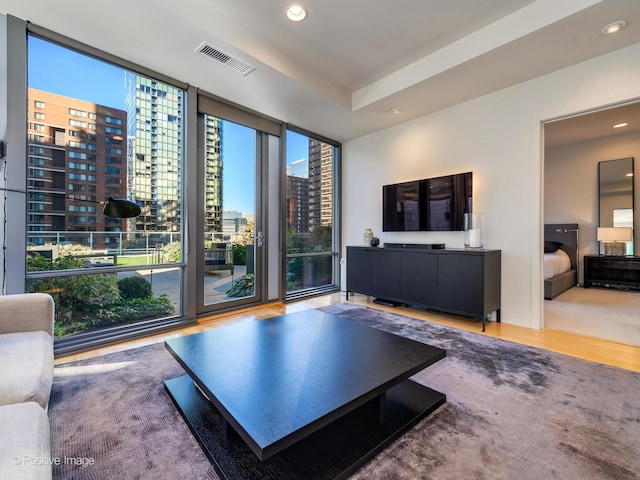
[26,88,128,248]
[286,158,310,234]
[203,114,223,233]
[286,140,334,234]
[123,82,225,237]
[27,76,225,252]
[287,158,308,178]
[222,208,248,236]
[124,73,183,234]
[286,174,309,234]
[308,139,333,228]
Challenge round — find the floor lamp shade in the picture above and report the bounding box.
[102,197,142,218]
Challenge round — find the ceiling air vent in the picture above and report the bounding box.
[194,42,256,76]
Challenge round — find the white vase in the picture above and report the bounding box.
[464,213,485,249]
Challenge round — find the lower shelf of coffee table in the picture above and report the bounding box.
[164,374,445,480]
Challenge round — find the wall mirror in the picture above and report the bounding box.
[598,157,634,254]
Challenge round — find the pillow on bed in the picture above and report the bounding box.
[544,241,563,253]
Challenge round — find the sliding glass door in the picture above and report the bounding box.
[197,114,263,313]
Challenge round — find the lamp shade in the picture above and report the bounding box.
[102,197,141,218]
[597,227,633,242]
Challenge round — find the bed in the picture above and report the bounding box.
[544,223,578,300]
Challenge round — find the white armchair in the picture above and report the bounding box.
[0,293,54,480]
[0,292,54,336]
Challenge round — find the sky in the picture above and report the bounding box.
[28,36,309,215]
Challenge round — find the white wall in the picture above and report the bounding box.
[545,131,640,283]
[343,42,640,329]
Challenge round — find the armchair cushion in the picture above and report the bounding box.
[0,293,54,336]
[0,331,54,409]
[0,402,51,480]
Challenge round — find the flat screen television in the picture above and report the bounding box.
[382,172,472,232]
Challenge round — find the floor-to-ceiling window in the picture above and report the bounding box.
[25,34,188,354]
[285,127,340,299]
[7,22,340,353]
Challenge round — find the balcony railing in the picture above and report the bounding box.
[26,230,241,257]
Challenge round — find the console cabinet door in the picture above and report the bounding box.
[402,252,438,307]
[346,247,372,295]
[371,250,403,300]
[437,254,483,316]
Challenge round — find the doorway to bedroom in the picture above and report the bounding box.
[543,101,640,347]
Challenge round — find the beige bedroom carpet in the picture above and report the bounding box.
[544,286,640,346]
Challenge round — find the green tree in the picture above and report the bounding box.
[310,225,332,251]
[232,243,247,265]
[26,254,120,324]
[159,241,181,263]
[118,276,153,300]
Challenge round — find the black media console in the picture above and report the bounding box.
[346,245,501,331]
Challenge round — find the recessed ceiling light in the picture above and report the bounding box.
[390,107,403,114]
[286,3,307,22]
[626,173,634,177]
[602,21,627,34]
[613,122,629,128]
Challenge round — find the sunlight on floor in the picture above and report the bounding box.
[54,361,138,376]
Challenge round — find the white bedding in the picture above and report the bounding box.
[544,248,571,280]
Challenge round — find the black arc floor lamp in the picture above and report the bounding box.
[101,197,141,218]
[0,188,141,219]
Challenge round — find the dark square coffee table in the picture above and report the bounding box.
[164,309,446,479]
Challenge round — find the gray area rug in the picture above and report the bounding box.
[49,304,640,479]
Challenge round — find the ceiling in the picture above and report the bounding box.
[545,101,640,147]
[2,0,640,142]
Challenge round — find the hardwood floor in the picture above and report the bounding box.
[55,293,640,373]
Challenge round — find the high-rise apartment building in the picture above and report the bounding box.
[286,159,309,234]
[203,115,223,233]
[308,139,333,228]
[125,74,183,234]
[27,74,223,251]
[26,89,128,248]
[125,77,224,237]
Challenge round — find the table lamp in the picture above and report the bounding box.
[597,227,633,255]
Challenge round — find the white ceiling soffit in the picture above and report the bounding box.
[351,0,604,110]
[2,0,640,142]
